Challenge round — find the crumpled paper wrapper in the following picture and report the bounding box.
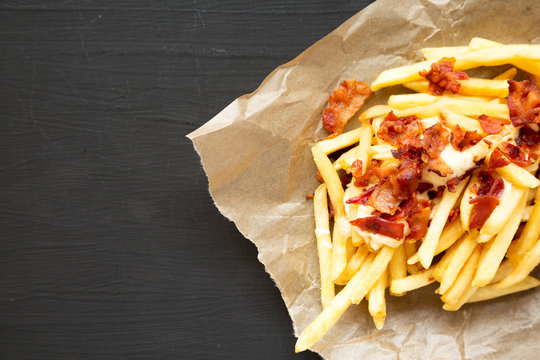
[187,0,540,358]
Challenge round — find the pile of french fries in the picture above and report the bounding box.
[296,38,540,352]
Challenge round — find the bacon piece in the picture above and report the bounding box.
[446,177,461,192]
[349,159,396,187]
[346,186,376,205]
[322,80,373,134]
[419,57,469,95]
[350,216,405,239]
[475,171,505,197]
[407,207,431,241]
[469,196,500,229]
[498,142,532,167]
[422,156,453,177]
[422,123,449,158]
[478,115,506,135]
[368,180,402,215]
[394,197,431,241]
[359,149,423,216]
[393,150,423,194]
[448,208,460,222]
[417,182,433,193]
[516,125,540,149]
[428,185,446,200]
[488,147,510,169]
[469,172,505,229]
[449,125,483,152]
[507,77,540,127]
[377,112,423,148]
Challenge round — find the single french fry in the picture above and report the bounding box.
[389,93,495,110]
[438,231,479,294]
[389,245,408,296]
[312,147,347,281]
[357,123,372,174]
[418,177,468,269]
[403,79,508,98]
[460,175,476,232]
[441,244,482,306]
[468,276,540,303]
[497,237,540,289]
[421,46,470,60]
[438,108,485,134]
[507,188,540,262]
[468,37,540,75]
[371,44,540,91]
[493,67,517,80]
[473,192,528,287]
[334,245,370,285]
[408,219,464,265]
[390,266,436,294]
[480,186,526,237]
[393,100,509,120]
[404,241,419,274]
[313,184,335,307]
[295,247,394,353]
[316,127,365,155]
[359,105,392,122]
[368,268,388,330]
[332,146,359,171]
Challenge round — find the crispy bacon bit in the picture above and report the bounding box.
[368,181,402,215]
[377,112,423,148]
[478,115,507,135]
[419,57,469,95]
[349,160,363,178]
[393,150,423,194]
[305,193,314,199]
[448,208,460,222]
[356,149,423,216]
[422,156,453,177]
[475,171,505,197]
[516,125,540,149]
[488,148,510,169]
[322,80,373,134]
[499,142,532,167]
[350,216,405,239]
[469,196,499,229]
[422,123,449,158]
[351,159,400,188]
[346,186,376,205]
[407,207,431,241]
[450,125,483,151]
[316,171,324,183]
[417,182,433,193]
[469,171,505,229]
[394,197,431,241]
[428,185,446,200]
[446,177,461,192]
[507,77,540,127]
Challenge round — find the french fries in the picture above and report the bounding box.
[313,184,335,307]
[298,38,540,352]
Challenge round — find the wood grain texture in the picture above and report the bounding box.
[0,1,374,359]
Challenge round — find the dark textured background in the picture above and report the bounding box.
[0,1,374,359]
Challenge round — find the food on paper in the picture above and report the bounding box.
[296,38,540,353]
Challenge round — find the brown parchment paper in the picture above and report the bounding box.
[187,0,540,358]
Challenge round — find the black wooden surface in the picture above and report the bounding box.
[0,1,374,359]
